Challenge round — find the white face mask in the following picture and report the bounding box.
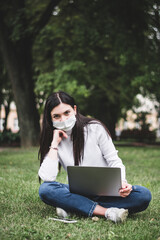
[52,114,76,132]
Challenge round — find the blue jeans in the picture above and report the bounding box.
[39,181,151,217]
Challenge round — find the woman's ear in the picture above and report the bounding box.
[74,105,77,115]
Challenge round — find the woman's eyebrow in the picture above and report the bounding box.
[52,109,70,116]
[52,113,60,117]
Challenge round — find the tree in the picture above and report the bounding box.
[131,0,160,133]
[132,0,160,102]
[34,0,149,137]
[1,0,158,142]
[0,0,62,146]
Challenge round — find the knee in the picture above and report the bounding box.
[140,186,152,204]
[39,182,50,201]
[144,188,152,204]
[133,185,152,211]
[39,182,57,200]
[39,181,66,201]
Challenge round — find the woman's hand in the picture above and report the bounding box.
[119,182,132,198]
[51,130,68,147]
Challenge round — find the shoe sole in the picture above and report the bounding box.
[119,209,129,222]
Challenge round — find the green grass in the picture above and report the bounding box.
[0,146,160,240]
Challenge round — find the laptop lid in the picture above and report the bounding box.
[67,166,122,197]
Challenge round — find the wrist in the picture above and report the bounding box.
[51,141,58,148]
[49,146,58,151]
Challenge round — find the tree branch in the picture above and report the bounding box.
[31,0,62,41]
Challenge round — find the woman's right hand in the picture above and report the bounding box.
[51,130,68,147]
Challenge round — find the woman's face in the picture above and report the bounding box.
[51,103,77,122]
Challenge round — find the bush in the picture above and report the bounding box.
[0,130,20,146]
[120,129,156,143]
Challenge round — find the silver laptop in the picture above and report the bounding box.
[67,166,122,197]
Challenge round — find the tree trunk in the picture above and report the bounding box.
[98,103,117,140]
[86,91,118,139]
[0,0,63,146]
[0,28,40,146]
[3,102,10,132]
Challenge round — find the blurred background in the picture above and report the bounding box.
[0,0,160,147]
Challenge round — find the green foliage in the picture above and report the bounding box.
[1,0,52,42]
[131,1,160,102]
[134,111,151,131]
[33,0,159,135]
[0,130,20,146]
[35,61,90,96]
[35,60,91,113]
[120,129,156,143]
[1,0,160,139]
[132,71,160,101]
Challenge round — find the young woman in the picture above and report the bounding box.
[38,91,151,223]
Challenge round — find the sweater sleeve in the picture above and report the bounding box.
[96,124,127,182]
[38,156,59,182]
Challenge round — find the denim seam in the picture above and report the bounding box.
[88,202,98,217]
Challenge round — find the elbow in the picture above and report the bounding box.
[38,170,57,182]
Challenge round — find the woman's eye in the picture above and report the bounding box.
[65,111,70,115]
[53,115,60,119]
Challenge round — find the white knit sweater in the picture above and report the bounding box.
[38,123,126,182]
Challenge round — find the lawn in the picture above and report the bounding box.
[0,146,160,240]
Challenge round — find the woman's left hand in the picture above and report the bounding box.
[119,182,132,198]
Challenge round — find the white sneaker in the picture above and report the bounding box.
[105,208,128,223]
[56,207,69,218]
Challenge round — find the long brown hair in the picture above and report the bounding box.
[38,91,110,167]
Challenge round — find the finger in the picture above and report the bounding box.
[121,183,127,189]
[120,192,127,197]
[126,185,132,192]
[121,184,132,192]
[54,130,68,139]
[119,188,131,195]
[59,132,63,138]
[123,187,130,192]
[120,192,130,197]
[120,188,129,193]
[59,130,68,139]
[124,189,132,194]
